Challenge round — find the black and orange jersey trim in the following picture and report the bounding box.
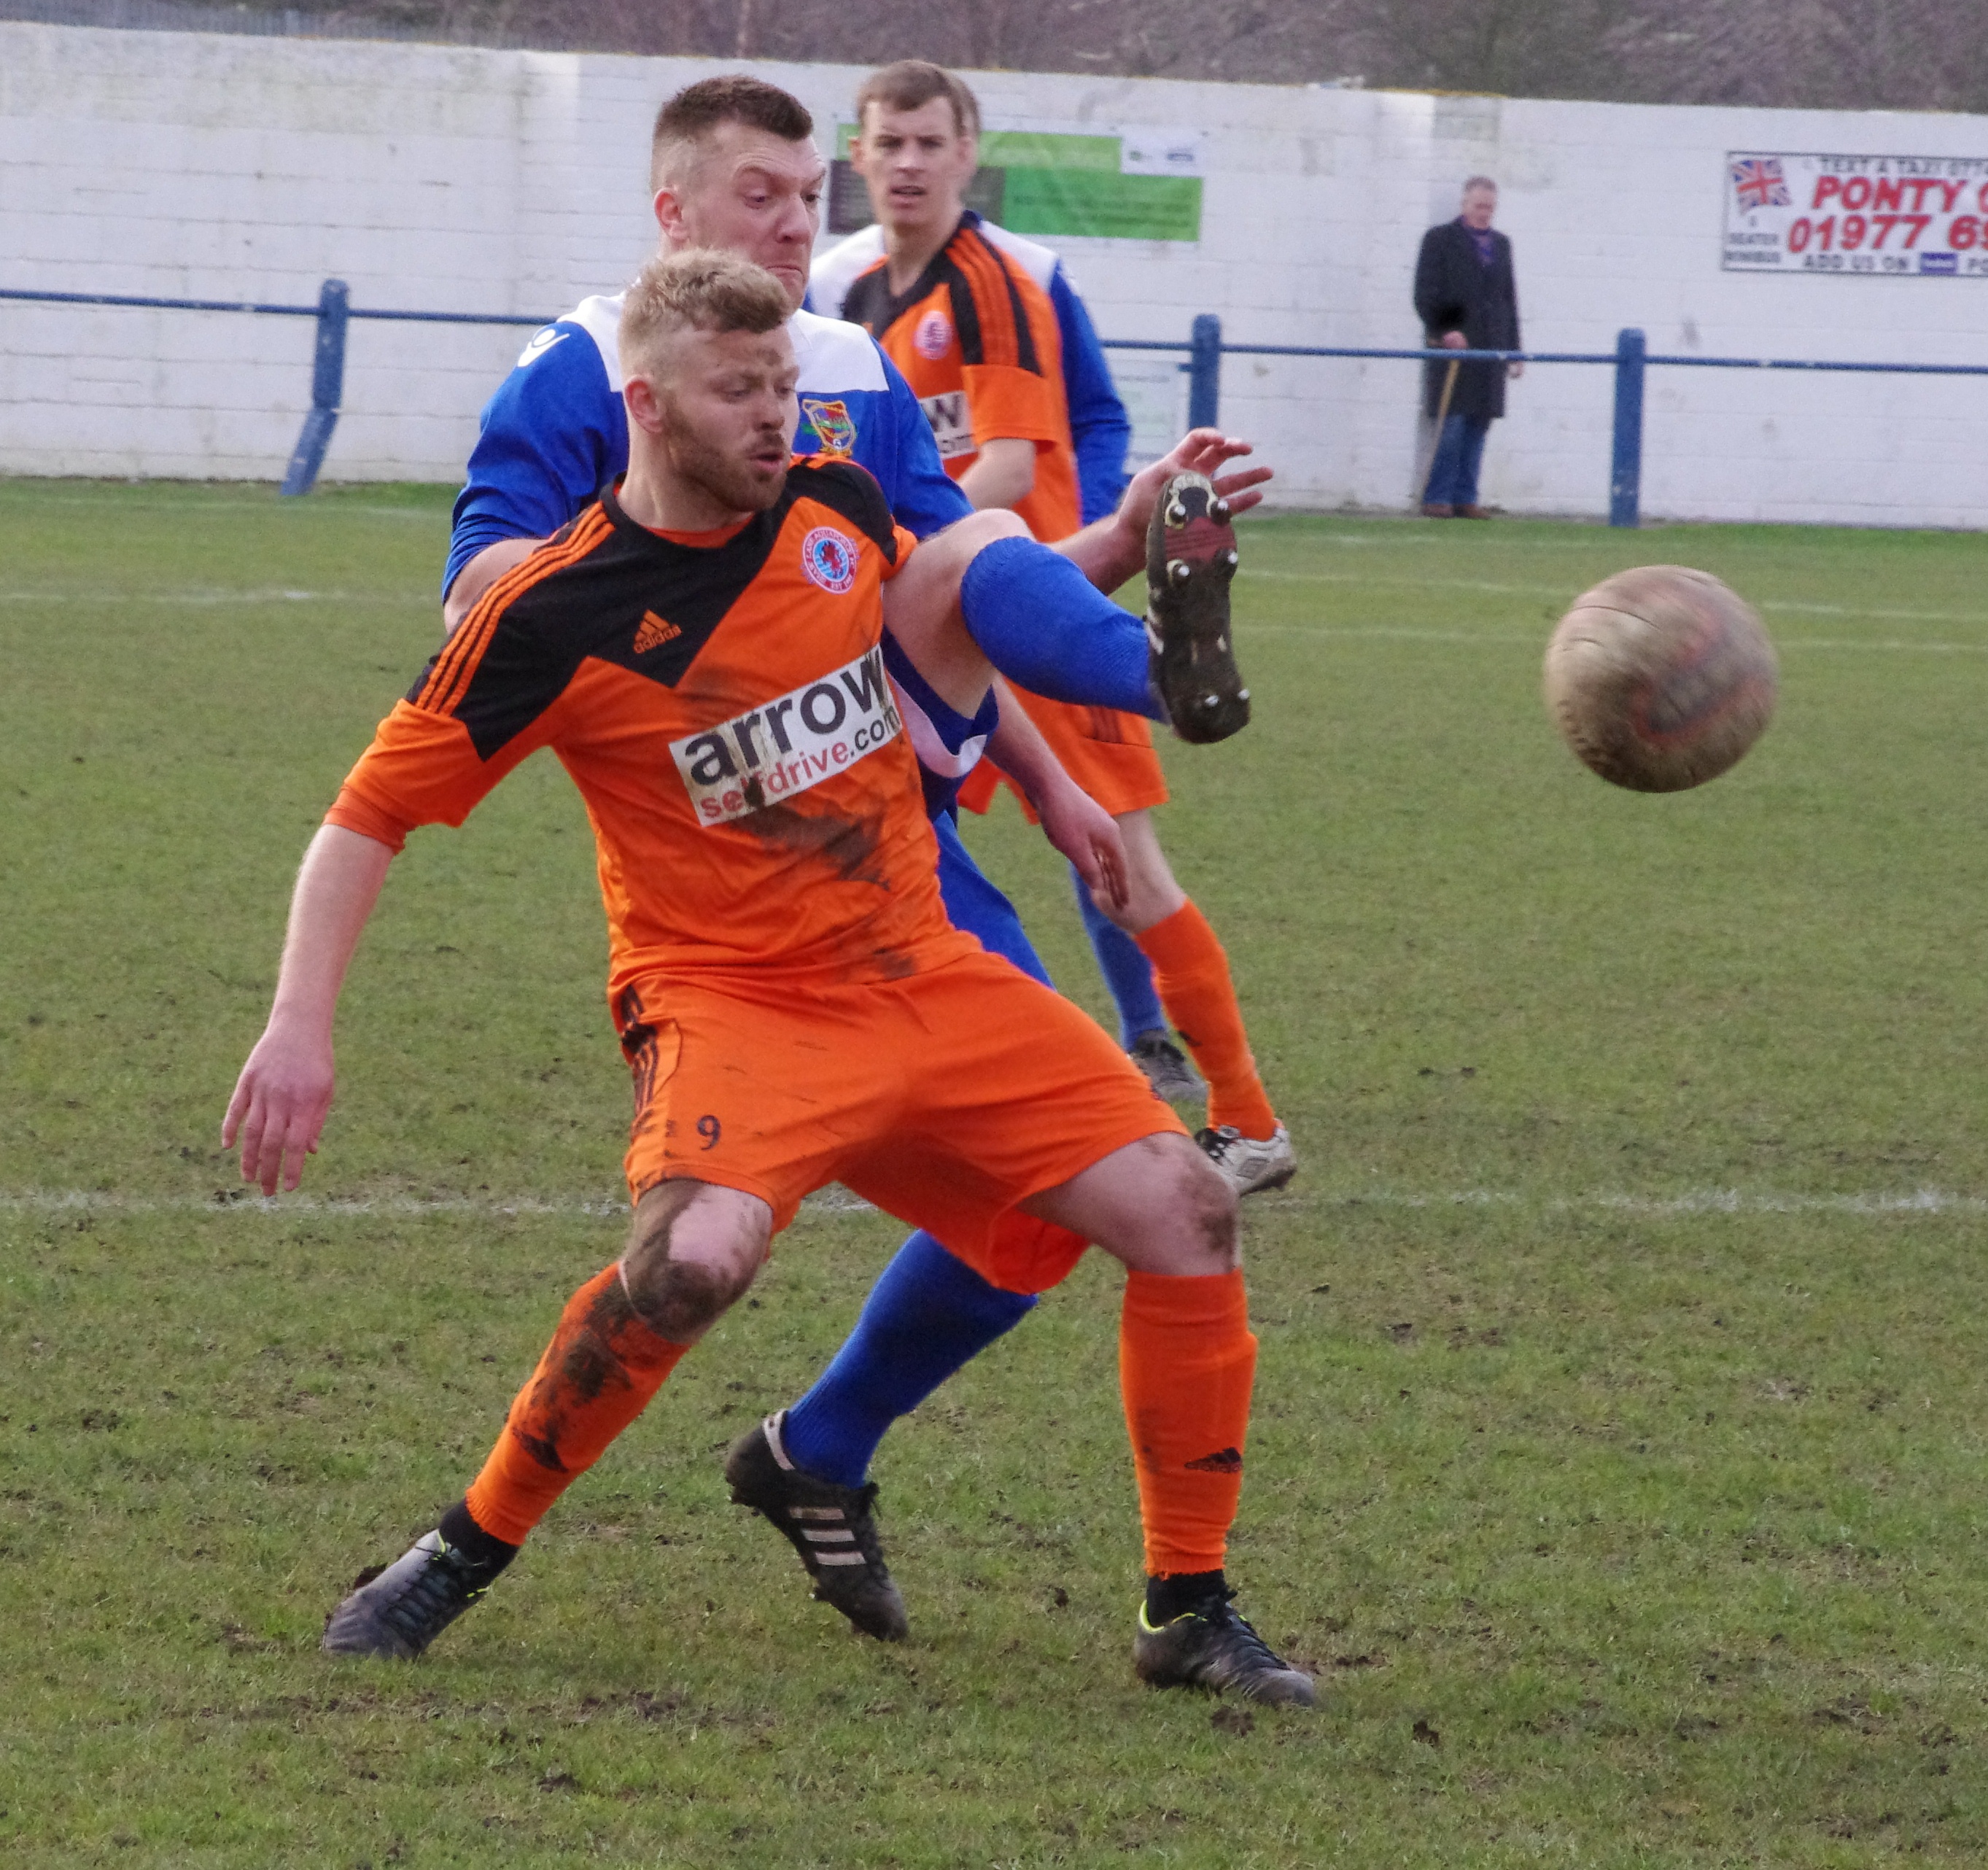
[327,457,982,995]
[842,213,1082,542]
[844,221,1045,376]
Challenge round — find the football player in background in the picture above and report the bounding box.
[427,75,1272,1648]
[810,74,1207,1102]
[828,61,1297,1199]
[228,248,1313,1707]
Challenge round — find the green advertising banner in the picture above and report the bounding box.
[831,124,1203,244]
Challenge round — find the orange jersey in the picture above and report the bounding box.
[843,213,1082,543]
[326,459,982,1000]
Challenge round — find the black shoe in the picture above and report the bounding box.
[1128,1028,1207,1103]
[723,1411,908,1642]
[322,1529,503,1659]
[1145,471,1249,745]
[1133,1588,1317,1707]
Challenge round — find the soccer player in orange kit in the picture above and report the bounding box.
[224,248,1314,1707]
[839,61,1297,1198]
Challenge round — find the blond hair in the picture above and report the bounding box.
[619,249,791,382]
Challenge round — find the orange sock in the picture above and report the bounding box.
[464,1264,690,1547]
[1119,1268,1258,1576]
[1135,900,1278,1139]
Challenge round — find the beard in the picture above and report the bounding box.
[664,404,790,515]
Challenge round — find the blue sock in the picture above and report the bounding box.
[1073,865,1165,1044]
[779,1230,1038,1486]
[958,536,1162,721]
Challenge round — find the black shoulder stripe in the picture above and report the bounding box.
[438,594,592,762]
[1001,257,1041,376]
[788,459,900,563]
[843,266,889,335]
[933,252,984,366]
[445,488,806,755]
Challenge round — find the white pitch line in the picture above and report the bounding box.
[1240,566,1988,629]
[1238,620,1988,653]
[1300,1187,1988,1217]
[2,1187,1981,1219]
[0,589,418,605]
[0,494,438,520]
[0,1186,882,1219]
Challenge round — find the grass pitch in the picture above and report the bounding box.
[3,480,1987,1866]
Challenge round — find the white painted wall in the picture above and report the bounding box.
[2,21,1984,524]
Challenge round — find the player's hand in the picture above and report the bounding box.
[1508,360,1525,379]
[1440,330,1468,349]
[1036,781,1128,915]
[1121,430,1276,531]
[222,1019,335,1195]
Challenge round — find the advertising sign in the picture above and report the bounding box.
[1724,152,1988,276]
[831,124,1203,244]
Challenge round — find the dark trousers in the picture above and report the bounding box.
[1424,414,1491,508]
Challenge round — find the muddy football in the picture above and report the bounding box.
[1543,565,1779,792]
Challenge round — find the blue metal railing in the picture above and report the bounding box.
[8,282,1988,522]
[0,279,546,494]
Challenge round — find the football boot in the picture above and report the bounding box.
[1144,470,1250,745]
[1134,1587,1316,1707]
[724,1412,908,1642]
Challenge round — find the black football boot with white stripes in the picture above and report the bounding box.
[723,1411,909,1642]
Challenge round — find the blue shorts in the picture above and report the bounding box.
[931,810,1054,989]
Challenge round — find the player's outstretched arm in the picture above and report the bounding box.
[222,825,395,1195]
[984,683,1128,913]
[1054,429,1273,593]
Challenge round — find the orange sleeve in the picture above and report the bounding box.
[960,362,1061,449]
[948,240,1063,449]
[324,697,547,853]
[327,512,607,847]
[880,522,919,581]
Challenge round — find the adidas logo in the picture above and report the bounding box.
[634,610,681,653]
[1185,1446,1243,1474]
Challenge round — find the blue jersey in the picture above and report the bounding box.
[446,295,971,597]
[809,220,1133,524]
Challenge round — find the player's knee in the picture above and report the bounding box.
[628,1254,753,1341]
[946,507,1030,563]
[971,507,1030,544]
[621,1182,768,1341]
[1165,1145,1239,1268]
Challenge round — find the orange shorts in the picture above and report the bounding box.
[957,689,1170,823]
[613,947,1184,1292]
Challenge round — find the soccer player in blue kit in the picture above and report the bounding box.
[438,74,1270,1645]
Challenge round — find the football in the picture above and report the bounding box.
[1542,565,1779,792]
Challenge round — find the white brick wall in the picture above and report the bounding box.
[2,21,1984,524]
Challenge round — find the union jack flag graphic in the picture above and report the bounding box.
[1730,156,1791,211]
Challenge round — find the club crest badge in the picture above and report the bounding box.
[914,309,953,360]
[800,396,857,458]
[800,525,859,594]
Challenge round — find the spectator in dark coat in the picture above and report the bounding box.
[1413,176,1522,517]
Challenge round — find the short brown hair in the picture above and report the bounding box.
[651,75,814,193]
[619,249,791,381]
[853,60,980,140]
[1462,175,1498,195]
